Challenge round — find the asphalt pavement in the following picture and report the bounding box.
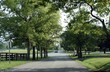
[4,51,90,72]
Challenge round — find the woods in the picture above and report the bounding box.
[0,0,110,72]
[51,0,110,58]
[0,0,110,59]
[0,0,62,60]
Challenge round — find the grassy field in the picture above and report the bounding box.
[70,52,110,71]
[2,49,53,53]
[0,61,29,70]
[3,49,32,53]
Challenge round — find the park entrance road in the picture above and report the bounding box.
[6,52,90,72]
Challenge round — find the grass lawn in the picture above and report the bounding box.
[70,52,110,71]
[4,49,27,53]
[78,58,110,71]
[3,49,53,53]
[0,61,29,70]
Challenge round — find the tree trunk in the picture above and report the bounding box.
[103,48,106,54]
[88,51,90,55]
[44,48,46,58]
[45,48,48,57]
[109,48,110,51]
[40,47,43,59]
[32,46,35,60]
[27,39,31,60]
[36,46,39,60]
[76,48,78,56]
[73,50,76,56]
[85,49,87,55]
[77,47,82,58]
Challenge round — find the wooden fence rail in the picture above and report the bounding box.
[0,53,27,61]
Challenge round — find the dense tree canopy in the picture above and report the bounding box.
[56,0,110,58]
[0,0,110,59]
[0,0,62,59]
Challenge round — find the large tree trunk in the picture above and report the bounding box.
[27,39,31,60]
[85,49,87,55]
[103,48,106,54]
[43,48,48,58]
[76,48,78,56]
[36,46,39,60]
[88,51,90,55]
[73,50,76,56]
[79,47,82,58]
[32,46,35,60]
[77,47,82,58]
[44,48,46,58]
[45,48,48,57]
[40,47,43,59]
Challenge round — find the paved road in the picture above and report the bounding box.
[5,51,90,72]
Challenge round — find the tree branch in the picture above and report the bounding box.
[83,2,110,39]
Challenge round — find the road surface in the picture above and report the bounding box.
[5,51,90,72]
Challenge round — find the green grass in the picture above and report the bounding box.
[0,61,29,70]
[48,50,53,53]
[3,49,52,53]
[70,52,110,71]
[0,49,50,70]
[78,58,110,71]
[3,49,27,53]
[3,49,39,54]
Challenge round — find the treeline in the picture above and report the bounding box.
[57,0,110,58]
[1,0,110,59]
[0,0,62,60]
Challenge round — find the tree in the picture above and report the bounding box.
[62,23,104,58]
[48,0,110,57]
[0,0,62,60]
[61,9,104,58]
[34,11,62,58]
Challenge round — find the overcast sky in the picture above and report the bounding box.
[60,10,68,31]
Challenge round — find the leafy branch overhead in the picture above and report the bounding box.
[0,0,62,59]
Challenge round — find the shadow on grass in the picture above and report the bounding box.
[80,56,110,61]
[70,54,110,72]
[98,62,110,72]
[71,53,110,61]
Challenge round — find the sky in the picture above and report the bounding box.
[60,10,68,31]
[59,9,110,31]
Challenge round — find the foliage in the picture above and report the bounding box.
[0,0,62,60]
[0,61,28,70]
[0,0,62,49]
[70,52,110,71]
[0,42,6,49]
[61,9,104,58]
[78,57,110,71]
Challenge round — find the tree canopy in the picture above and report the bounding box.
[0,0,62,59]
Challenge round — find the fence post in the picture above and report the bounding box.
[15,53,17,60]
[6,53,7,61]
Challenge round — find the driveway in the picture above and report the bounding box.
[5,51,90,72]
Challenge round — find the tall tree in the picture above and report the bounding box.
[0,0,62,60]
[61,9,104,58]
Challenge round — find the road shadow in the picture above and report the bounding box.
[41,55,72,61]
[4,68,90,72]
